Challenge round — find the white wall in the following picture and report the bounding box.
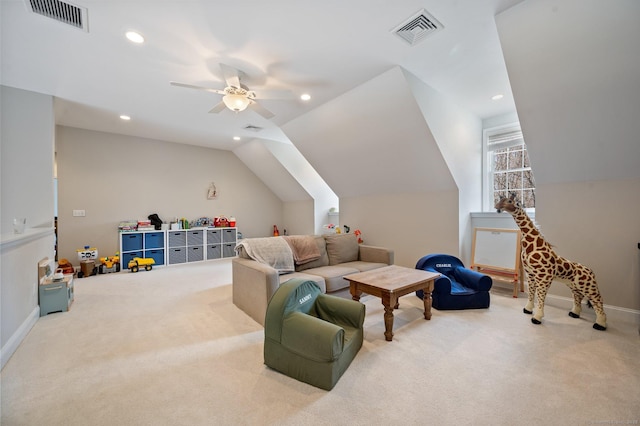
[536,180,640,310]
[1,86,56,369]
[55,126,284,263]
[497,0,640,313]
[282,200,315,236]
[404,69,483,265]
[1,86,55,232]
[341,191,459,268]
[498,0,640,186]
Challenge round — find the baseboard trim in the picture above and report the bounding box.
[543,294,639,326]
[492,280,640,327]
[1,306,39,371]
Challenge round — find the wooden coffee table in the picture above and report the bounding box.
[344,265,440,341]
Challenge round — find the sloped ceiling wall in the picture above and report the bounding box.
[497,0,640,185]
[233,139,311,202]
[496,0,640,310]
[281,67,460,266]
[282,66,456,198]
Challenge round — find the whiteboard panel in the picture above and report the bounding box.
[471,228,521,272]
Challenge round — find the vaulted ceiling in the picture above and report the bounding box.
[1,0,522,152]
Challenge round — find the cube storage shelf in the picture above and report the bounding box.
[119,227,237,270]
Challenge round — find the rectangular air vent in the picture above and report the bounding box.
[391,9,443,46]
[24,0,88,32]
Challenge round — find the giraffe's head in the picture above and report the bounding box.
[495,193,521,214]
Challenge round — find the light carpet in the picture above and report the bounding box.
[1,259,639,425]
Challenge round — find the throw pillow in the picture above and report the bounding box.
[325,233,359,265]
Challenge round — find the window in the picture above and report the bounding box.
[483,125,535,211]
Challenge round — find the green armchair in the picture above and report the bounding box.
[264,278,365,390]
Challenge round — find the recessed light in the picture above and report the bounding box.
[491,94,504,101]
[233,136,241,141]
[120,115,131,121]
[125,31,145,44]
[300,93,311,101]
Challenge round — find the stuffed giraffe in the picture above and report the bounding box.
[495,194,607,330]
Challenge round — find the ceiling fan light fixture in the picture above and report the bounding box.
[223,94,251,112]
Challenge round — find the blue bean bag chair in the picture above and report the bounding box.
[415,254,492,310]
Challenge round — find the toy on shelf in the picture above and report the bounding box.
[99,254,121,274]
[128,257,155,273]
[56,258,75,275]
[77,246,98,261]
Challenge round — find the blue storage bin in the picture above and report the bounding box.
[122,233,143,251]
[122,251,143,267]
[145,232,164,249]
[146,249,165,265]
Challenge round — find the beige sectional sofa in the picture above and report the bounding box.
[232,233,394,326]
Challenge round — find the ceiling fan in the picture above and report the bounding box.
[170,63,291,119]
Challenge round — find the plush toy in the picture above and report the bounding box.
[495,193,607,330]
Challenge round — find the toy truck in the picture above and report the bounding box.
[99,255,121,274]
[128,257,155,273]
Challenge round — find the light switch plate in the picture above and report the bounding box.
[73,209,86,217]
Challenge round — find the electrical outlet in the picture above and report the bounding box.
[73,209,86,217]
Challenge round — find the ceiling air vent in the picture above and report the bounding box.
[391,9,443,46]
[244,125,263,132]
[24,0,89,32]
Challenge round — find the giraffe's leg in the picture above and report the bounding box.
[587,290,607,331]
[523,275,535,315]
[531,277,553,325]
[568,290,583,319]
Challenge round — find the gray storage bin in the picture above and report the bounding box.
[207,244,222,259]
[188,246,203,262]
[168,231,186,248]
[187,230,204,246]
[222,228,237,243]
[222,243,236,258]
[207,229,222,244]
[168,247,187,264]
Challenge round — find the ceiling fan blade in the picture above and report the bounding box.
[170,81,225,95]
[252,89,295,100]
[249,100,275,119]
[219,63,241,89]
[208,101,227,114]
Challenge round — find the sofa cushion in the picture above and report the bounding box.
[303,265,360,292]
[279,272,326,293]
[295,236,329,272]
[339,261,389,273]
[324,234,359,266]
